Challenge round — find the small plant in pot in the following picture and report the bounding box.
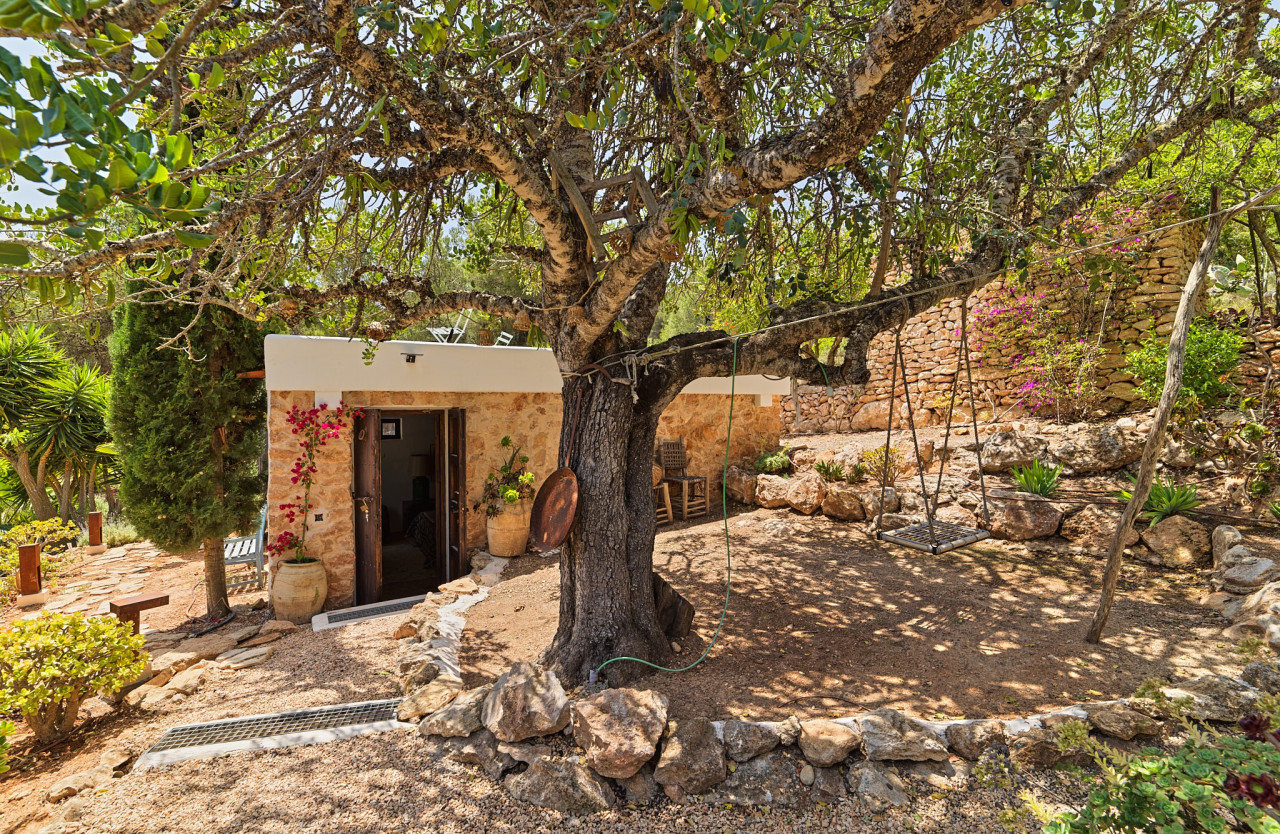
[267,402,362,623]
[481,436,536,557]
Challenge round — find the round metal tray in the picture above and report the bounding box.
[530,466,578,552]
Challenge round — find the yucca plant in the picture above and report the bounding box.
[813,460,846,482]
[1118,473,1201,523]
[1010,460,1063,497]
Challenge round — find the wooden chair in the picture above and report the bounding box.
[223,510,266,591]
[658,439,708,520]
[655,482,673,526]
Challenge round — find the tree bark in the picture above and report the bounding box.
[2,447,57,521]
[540,371,674,685]
[202,537,231,620]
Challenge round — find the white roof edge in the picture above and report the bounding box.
[263,334,789,397]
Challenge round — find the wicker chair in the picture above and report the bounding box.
[658,439,708,520]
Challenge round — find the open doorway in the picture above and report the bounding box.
[353,408,467,605]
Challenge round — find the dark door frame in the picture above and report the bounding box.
[354,407,466,604]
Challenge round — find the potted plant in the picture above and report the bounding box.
[481,436,536,557]
[267,402,361,623]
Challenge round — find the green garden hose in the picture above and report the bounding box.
[590,337,739,685]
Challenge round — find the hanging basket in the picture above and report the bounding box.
[513,311,531,331]
[476,329,496,346]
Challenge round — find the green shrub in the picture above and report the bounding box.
[858,447,901,483]
[79,520,143,549]
[754,447,793,475]
[0,613,146,742]
[1118,473,1201,523]
[1011,460,1063,497]
[1045,698,1280,834]
[1125,318,1245,410]
[0,719,12,774]
[813,460,846,482]
[0,520,80,599]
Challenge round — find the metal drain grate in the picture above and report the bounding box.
[327,598,419,624]
[136,700,405,769]
[878,521,991,555]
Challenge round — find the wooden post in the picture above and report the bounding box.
[87,511,105,554]
[15,543,47,606]
[1087,185,1280,643]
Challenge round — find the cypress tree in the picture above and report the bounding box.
[109,293,272,619]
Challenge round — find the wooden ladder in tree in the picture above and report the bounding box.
[545,150,660,267]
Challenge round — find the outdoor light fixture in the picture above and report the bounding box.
[402,352,418,363]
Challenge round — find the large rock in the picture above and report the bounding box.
[944,720,1005,761]
[1213,525,1245,568]
[1060,504,1137,550]
[398,674,463,722]
[46,763,115,802]
[754,475,790,509]
[619,765,659,805]
[1153,675,1261,722]
[986,490,1063,541]
[1224,581,1280,623]
[482,662,571,742]
[980,431,1051,473]
[1242,661,1280,694]
[504,757,616,813]
[848,762,908,812]
[1049,423,1144,473]
[858,708,948,762]
[786,474,826,515]
[725,467,757,505]
[797,719,861,767]
[440,729,518,780]
[822,484,866,521]
[653,717,727,799]
[860,487,899,518]
[1009,728,1079,770]
[1139,516,1211,569]
[419,685,490,738]
[1219,555,1280,595]
[1084,703,1160,740]
[704,749,806,807]
[722,720,780,762]
[571,688,668,779]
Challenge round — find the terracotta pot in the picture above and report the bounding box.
[486,500,531,557]
[271,559,328,624]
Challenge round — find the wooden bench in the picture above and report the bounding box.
[109,593,169,635]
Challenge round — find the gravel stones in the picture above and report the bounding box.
[1138,515,1211,569]
[571,688,669,779]
[420,685,490,738]
[1083,703,1160,740]
[985,491,1063,541]
[858,709,948,762]
[398,674,463,722]
[482,662,571,742]
[797,720,860,767]
[945,720,1006,761]
[785,474,826,515]
[722,719,780,762]
[653,717,727,799]
[503,757,616,813]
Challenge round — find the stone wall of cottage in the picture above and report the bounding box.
[783,212,1206,435]
[267,390,780,608]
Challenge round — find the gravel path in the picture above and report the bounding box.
[78,730,1083,834]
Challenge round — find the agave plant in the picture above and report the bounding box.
[1119,473,1202,523]
[1010,460,1063,497]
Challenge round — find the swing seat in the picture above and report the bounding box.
[878,520,991,555]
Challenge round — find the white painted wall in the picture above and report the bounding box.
[265,334,790,398]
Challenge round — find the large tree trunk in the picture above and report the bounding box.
[541,372,674,685]
[202,537,231,620]
[3,447,57,521]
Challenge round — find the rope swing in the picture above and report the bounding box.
[875,297,994,554]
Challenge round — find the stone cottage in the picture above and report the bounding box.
[264,335,787,610]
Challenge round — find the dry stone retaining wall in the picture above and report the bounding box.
[784,214,1205,434]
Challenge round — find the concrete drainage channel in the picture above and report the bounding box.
[135,555,514,769]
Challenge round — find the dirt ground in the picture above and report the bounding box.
[460,505,1246,722]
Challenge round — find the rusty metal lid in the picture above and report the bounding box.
[531,467,578,552]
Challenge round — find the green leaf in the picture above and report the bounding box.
[207,62,224,89]
[145,37,164,58]
[104,21,129,43]
[66,145,96,170]
[0,127,21,163]
[174,229,216,248]
[14,110,41,147]
[0,242,31,266]
[105,156,136,191]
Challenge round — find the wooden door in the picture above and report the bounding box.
[353,409,382,604]
[438,408,467,582]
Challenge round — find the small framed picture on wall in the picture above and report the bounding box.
[381,417,402,440]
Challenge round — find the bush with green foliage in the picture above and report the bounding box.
[1118,473,1202,523]
[1125,318,1245,410]
[0,612,145,743]
[754,447,793,475]
[0,719,12,774]
[0,519,80,598]
[1046,698,1280,834]
[1011,460,1063,497]
[858,447,902,483]
[813,460,845,482]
